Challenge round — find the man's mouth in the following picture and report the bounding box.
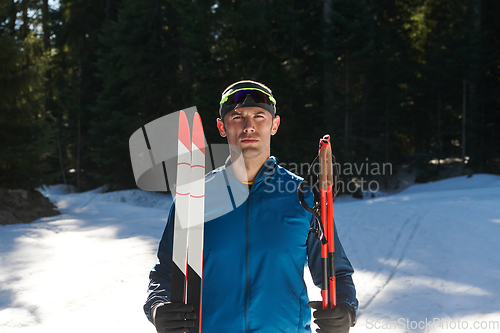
[241,137,259,143]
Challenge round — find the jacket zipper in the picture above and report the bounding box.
[244,190,252,333]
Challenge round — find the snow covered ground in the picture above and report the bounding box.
[1,174,500,332]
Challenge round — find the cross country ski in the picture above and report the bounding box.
[171,110,205,332]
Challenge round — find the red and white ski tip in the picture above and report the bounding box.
[189,112,206,228]
[175,110,192,228]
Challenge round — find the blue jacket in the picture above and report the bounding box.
[144,156,358,332]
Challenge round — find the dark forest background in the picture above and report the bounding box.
[1,0,499,193]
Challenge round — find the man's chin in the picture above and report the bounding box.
[228,143,269,161]
[240,147,267,160]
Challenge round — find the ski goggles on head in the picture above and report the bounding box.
[219,82,277,119]
[220,88,277,106]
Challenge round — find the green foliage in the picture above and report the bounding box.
[0,7,53,189]
[90,0,198,187]
[2,0,500,190]
[48,0,111,190]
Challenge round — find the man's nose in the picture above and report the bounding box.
[243,117,255,133]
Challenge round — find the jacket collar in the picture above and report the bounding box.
[224,156,278,191]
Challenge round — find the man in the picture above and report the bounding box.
[144,80,358,333]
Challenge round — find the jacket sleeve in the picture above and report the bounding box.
[307,220,359,323]
[143,202,176,322]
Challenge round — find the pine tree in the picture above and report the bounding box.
[50,0,111,190]
[90,0,187,188]
[0,0,53,189]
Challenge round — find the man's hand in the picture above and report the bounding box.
[151,302,196,333]
[309,301,352,333]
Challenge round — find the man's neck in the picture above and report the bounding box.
[229,151,270,183]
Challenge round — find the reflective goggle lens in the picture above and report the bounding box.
[221,89,275,106]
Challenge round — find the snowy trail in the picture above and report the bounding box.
[334,175,500,332]
[0,189,172,333]
[1,175,500,332]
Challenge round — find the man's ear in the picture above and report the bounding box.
[271,115,280,136]
[217,118,226,137]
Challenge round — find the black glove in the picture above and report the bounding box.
[309,301,353,333]
[151,302,196,333]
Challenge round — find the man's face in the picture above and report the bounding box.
[217,107,280,160]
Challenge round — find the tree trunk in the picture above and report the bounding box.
[76,59,83,192]
[361,0,374,158]
[21,0,29,40]
[42,0,53,115]
[322,0,334,131]
[385,94,389,164]
[77,111,81,192]
[480,104,484,172]
[57,128,67,185]
[180,39,193,105]
[106,0,118,21]
[437,89,442,158]
[468,0,482,168]
[344,51,350,154]
[178,0,193,106]
[42,0,50,49]
[385,95,389,189]
[462,79,466,171]
[8,0,17,35]
[361,69,368,153]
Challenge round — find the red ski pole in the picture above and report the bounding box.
[297,134,338,310]
[325,138,336,309]
[318,136,331,309]
[319,135,336,309]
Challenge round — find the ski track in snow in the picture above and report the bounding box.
[1,175,500,332]
[360,209,427,311]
